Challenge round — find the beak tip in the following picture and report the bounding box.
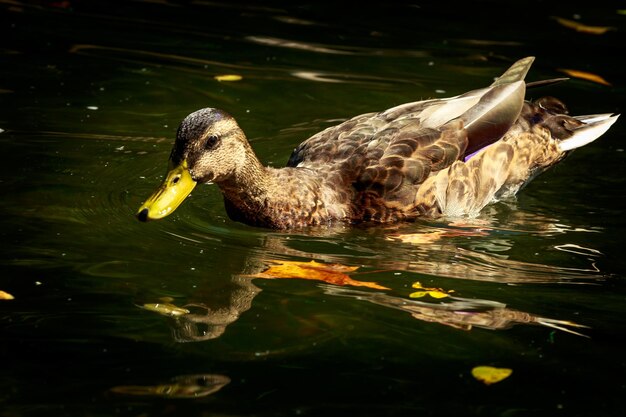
[137,208,150,222]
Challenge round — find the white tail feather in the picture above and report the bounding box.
[558,113,619,151]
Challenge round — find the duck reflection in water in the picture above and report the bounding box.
[143,208,600,342]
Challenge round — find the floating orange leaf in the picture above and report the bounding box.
[214,74,242,82]
[252,260,389,290]
[471,366,513,385]
[0,290,14,300]
[553,17,614,35]
[558,69,611,86]
[409,281,453,299]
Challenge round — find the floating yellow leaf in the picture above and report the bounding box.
[553,17,614,35]
[409,281,453,299]
[0,290,14,300]
[558,68,612,86]
[409,290,449,299]
[214,74,242,82]
[471,366,513,385]
[252,260,389,290]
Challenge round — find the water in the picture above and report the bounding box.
[1,1,625,416]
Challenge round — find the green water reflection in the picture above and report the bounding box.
[1,1,625,416]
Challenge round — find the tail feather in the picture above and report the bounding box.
[559,113,619,151]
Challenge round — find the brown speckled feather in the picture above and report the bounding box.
[287,114,471,223]
[138,57,619,229]
[414,98,595,217]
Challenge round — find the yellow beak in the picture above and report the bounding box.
[137,160,197,221]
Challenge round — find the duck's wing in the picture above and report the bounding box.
[288,57,534,170]
[285,58,537,222]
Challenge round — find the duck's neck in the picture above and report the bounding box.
[218,148,271,206]
[215,149,335,229]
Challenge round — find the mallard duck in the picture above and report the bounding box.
[137,57,618,229]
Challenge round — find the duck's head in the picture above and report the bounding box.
[137,108,249,222]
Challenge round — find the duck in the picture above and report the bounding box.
[136,57,618,229]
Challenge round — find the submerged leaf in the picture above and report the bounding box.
[214,74,243,82]
[388,231,446,244]
[252,260,389,290]
[471,366,513,385]
[111,374,230,398]
[558,69,612,86]
[142,302,190,317]
[553,17,614,35]
[388,227,488,244]
[0,290,14,300]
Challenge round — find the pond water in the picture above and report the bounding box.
[1,1,625,416]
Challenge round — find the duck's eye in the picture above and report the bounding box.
[205,135,220,149]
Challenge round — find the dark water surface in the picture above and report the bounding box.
[1,1,625,416]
